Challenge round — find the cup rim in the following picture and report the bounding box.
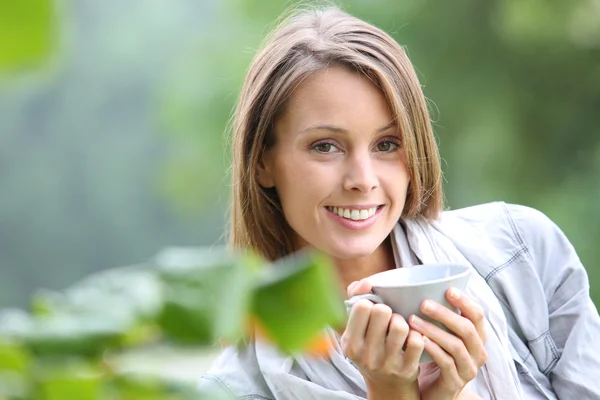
[369,263,471,288]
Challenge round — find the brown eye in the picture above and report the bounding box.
[313,143,338,153]
[376,141,398,152]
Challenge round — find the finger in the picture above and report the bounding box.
[402,329,425,369]
[409,314,476,382]
[347,279,373,297]
[363,304,393,368]
[341,299,373,359]
[347,281,359,297]
[420,299,487,367]
[446,288,487,345]
[422,335,462,390]
[385,313,410,356]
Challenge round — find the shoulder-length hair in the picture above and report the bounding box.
[229,6,443,261]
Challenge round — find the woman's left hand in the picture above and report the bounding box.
[407,287,488,400]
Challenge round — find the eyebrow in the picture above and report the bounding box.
[299,121,396,135]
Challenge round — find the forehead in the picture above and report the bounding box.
[276,66,393,133]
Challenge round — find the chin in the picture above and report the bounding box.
[326,242,379,260]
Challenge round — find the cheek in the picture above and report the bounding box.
[382,161,410,206]
[274,160,334,222]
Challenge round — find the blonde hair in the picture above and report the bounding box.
[229,6,443,261]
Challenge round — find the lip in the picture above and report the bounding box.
[326,204,381,210]
[325,205,383,230]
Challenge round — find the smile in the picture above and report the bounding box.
[325,206,380,221]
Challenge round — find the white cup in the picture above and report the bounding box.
[345,263,472,363]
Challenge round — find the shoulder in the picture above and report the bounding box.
[440,201,554,230]
[199,343,273,399]
[439,201,563,249]
[437,201,578,282]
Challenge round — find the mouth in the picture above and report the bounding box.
[325,205,383,221]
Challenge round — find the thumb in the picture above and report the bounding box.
[347,279,373,297]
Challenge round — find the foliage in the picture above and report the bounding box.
[0,0,54,74]
[0,248,346,399]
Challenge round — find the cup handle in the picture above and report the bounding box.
[344,293,385,316]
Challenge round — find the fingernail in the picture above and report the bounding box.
[449,288,461,300]
[422,300,433,313]
[423,335,429,344]
[410,315,422,326]
[348,281,358,293]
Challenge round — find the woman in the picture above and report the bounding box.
[200,6,600,399]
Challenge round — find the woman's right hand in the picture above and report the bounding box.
[341,279,425,399]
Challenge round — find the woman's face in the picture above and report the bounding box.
[258,66,410,260]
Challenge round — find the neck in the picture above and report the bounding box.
[334,235,397,298]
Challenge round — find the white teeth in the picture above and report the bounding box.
[327,206,379,221]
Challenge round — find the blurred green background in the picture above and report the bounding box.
[2,0,599,311]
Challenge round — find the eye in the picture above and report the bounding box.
[312,142,339,153]
[375,140,399,152]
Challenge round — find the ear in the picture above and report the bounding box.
[256,149,276,188]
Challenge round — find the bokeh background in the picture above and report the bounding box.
[2,0,599,314]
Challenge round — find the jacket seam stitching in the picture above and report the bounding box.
[521,351,531,364]
[502,203,532,259]
[528,329,550,344]
[484,247,527,283]
[503,203,563,377]
[541,354,559,376]
[546,333,560,361]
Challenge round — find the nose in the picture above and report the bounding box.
[342,152,379,194]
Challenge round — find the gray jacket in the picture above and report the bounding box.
[200,202,600,399]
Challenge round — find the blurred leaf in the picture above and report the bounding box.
[0,309,35,339]
[252,251,346,354]
[0,340,31,399]
[155,247,261,344]
[108,373,204,400]
[29,266,164,351]
[196,384,235,400]
[0,370,30,399]
[106,374,168,400]
[0,339,30,373]
[34,359,102,400]
[0,0,55,72]
[24,314,125,358]
[32,266,163,322]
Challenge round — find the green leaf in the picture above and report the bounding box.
[105,374,166,400]
[32,266,163,323]
[0,0,55,72]
[0,370,30,399]
[0,309,35,340]
[107,366,231,399]
[196,384,235,400]
[34,359,102,400]
[28,266,164,351]
[0,338,30,373]
[155,247,261,345]
[24,314,125,358]
[252,250,346,354]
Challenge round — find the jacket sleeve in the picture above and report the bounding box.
[509,204,600,399]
